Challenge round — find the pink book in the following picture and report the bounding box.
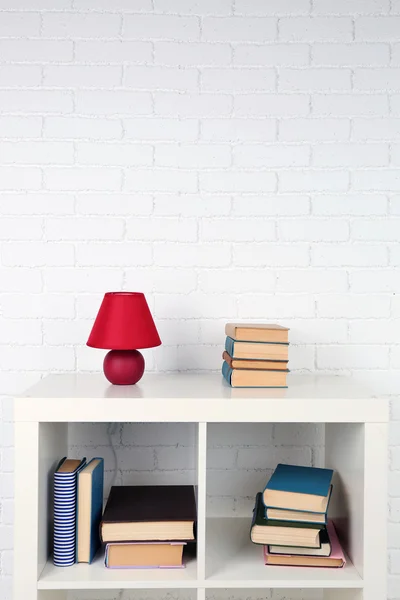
[264,520,346,568]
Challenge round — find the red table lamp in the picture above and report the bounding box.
[87,292,161,385]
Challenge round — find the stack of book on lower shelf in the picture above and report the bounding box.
[222,323,289,388]
[250,464,346,568]
[101,485,197,569]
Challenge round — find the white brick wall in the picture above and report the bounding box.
[0,2,399,600]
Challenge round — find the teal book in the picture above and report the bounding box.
[77,458,104,564]
[250,493,324,548]
[225,337,289,361]
[263,464,334,513]
[265,485,332,525]
[222,360,232,385]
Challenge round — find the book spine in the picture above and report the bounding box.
[250,492,267,545]
[225,336,235,357]
[104,544,109,567]
[250,492,261,535]
[325,484,333,519]
[221,361,232,386]
[53,459,85,567]
[54,471,78,566]
[222,351,233,368]
[88,459,104,563]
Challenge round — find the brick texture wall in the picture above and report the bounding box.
[0,1,399,599]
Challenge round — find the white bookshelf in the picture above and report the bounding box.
[14,373,388,600]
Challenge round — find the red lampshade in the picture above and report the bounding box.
[87,292,161,350]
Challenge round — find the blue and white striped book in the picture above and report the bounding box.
[53,457,86,567]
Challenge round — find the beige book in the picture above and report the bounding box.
[225,323,289,343]
[230,369,287,388]
[229,340,289,361]
[106,543,185,568]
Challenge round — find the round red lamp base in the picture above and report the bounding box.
[103,349,145,385]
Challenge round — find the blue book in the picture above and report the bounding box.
[77,458,104,564]
[263,464,333,514]
[225,336,289,361]
[53,457,86,567]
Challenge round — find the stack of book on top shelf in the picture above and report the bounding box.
[222,323,289,388]
[101,485,196,568]
[250,464,346,568]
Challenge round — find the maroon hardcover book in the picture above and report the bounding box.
[100,485,196,543]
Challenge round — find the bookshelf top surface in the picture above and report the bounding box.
[16,373,388,423]
[22,372,382,400]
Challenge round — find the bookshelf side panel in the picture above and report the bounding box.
[325,423,364,577]
[38,422,68,575]
[14,421,40,600]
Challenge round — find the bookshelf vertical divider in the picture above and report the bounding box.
[196,423,207,583]
[13,373,389,600]
[197,586,207,600]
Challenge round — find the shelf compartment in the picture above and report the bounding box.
[205,518,363,589]
[37,552,198,590]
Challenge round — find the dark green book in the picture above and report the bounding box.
[250,492,325,548]
[269,525,331,557]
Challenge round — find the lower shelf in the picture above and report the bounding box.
[37,517,363,591]
[38,552,198,590]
